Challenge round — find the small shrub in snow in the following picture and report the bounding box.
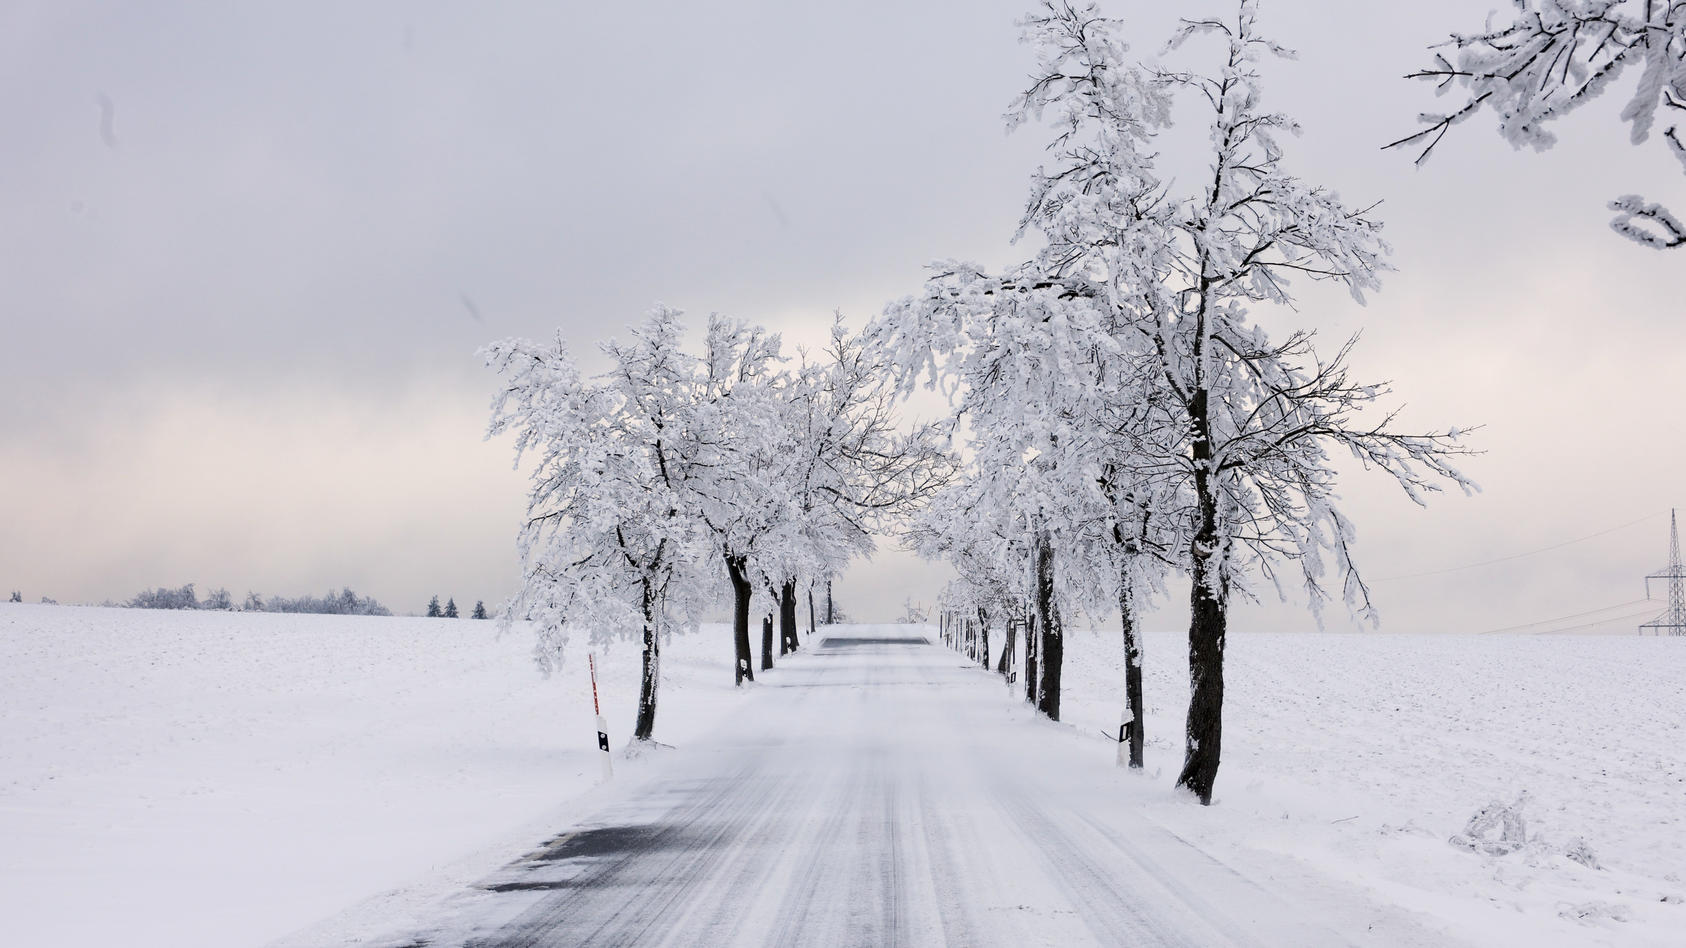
[1563,837,1602,870]
[1449,791,1529,856]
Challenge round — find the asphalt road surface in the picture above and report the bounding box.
[371,628,1347,947]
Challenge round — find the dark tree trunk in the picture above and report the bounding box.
[779,578,799,654]
[1120,575,1144,769]
[726,554,754,685]
[1177,549,1225,803]
[634,583,660,741]
[807,583,816,642]
[1024,612,1039,706]
[997,616,1014,678]
[761,612,775,671]
[825,580,833,624]
[976,606,990,670]
[1177,393,1225,804]
[1034,533,1063,720]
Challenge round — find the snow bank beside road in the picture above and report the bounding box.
[0,604,740,948]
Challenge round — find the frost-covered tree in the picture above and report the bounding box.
[1390,0,1686,249]
[444,597,459,619]
[881,1,1475,800]
[874,37,1181,729]
[128,583,199,610]
[261,588,390,615]
[769,317,955,658]
[677,317,792,684]
[994,0,1477,802]
[909,479,1033,683]
[486,308,712,739]
[472,600,488,620]
[426,595,442,618]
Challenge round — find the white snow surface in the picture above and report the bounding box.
[1,603,1682,946]
[0,604,744,947]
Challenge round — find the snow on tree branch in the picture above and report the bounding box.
[1389,0,1686,250]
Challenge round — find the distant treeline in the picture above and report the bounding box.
[116,583,392,616]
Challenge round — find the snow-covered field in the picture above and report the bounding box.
[1056,624,1686,945]
[0,604,745,948]
[3,603,1682,946]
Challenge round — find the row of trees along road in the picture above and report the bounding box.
[488,0,1484,804]
[873,0,1477,804]
[486,313,953,742]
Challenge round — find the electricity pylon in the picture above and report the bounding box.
[1640,509,1686,636]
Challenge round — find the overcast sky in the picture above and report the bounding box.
[3,1,1682,635]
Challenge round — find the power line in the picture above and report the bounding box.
[1528,607,1662,636]
[1476,598,1656,635]
[1377,510,1665,582]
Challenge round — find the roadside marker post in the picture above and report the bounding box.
[589,652,612,782]
[1116,710,1132,768]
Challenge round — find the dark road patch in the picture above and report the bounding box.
[524,824,679,863]
[480,880,576,893]
[820,636,931,648]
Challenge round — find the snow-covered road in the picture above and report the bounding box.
[374,629,1345,947]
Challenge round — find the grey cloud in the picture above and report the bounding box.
[1,0,1680,627]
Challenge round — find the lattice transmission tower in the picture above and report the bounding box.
[1640,509,1686,636]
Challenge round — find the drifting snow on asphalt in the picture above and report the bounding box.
[371,628,1344,948]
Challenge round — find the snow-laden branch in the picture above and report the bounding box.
[1389,0,1686,250]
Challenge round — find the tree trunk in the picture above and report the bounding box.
[1034,532,1063,720]
[761,612,775,671]
[825,580,833,624]
[1119,574,1144,769]
[997,616,1014,678]
[726,554,754,685]
[976,606,991,670]
[807,583,816,642]
[634,583,660,741]
[1177,393,1224,804]
[779,578,799,654]
[1024,612,1039,706]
